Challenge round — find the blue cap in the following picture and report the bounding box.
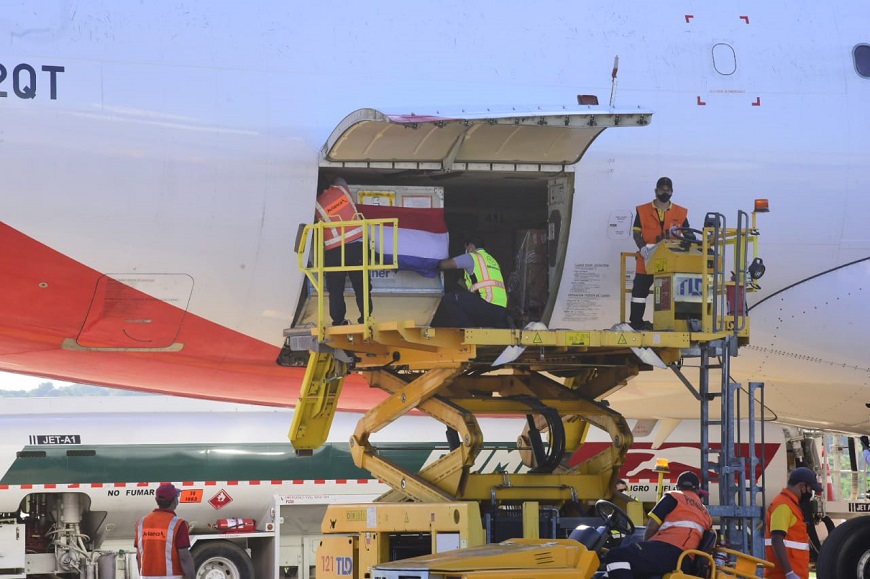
[677,471,709,496]
[788,467,822,493]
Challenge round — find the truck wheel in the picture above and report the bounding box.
[816,517,870,579]
[192,541,255,579]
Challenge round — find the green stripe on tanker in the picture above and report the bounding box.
[1,442,450,485]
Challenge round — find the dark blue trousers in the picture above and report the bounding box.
[324,242,370,325]
[436,291,509,328]
[604,540,688,578]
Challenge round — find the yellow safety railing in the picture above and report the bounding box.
[296,215,398,340]
[699,210,761,334]
[619,251,636,325]
[619,209,763,336]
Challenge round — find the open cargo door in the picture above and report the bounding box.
[296,106,653,327]
[321,107,650,170]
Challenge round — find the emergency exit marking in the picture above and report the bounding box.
[617,334,627,345]
[532,333,543,344]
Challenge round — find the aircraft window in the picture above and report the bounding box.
[712,43,737,75]
[855,44,870,78]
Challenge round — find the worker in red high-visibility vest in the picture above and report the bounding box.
[314,177,371,325]
[135,483,196,579]
[603,471,712,578]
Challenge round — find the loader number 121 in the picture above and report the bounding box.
[321,555,353,575]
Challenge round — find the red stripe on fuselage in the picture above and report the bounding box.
[0,222,380,409]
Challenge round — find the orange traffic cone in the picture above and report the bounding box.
[820,447,835,501]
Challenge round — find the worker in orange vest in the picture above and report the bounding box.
[603,471,713,578]
[765,467,822,579]
[314,177,371,325]
[135,483,196,579]
[630,176,690,330]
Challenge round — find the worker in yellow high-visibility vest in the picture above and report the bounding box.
[765,467,822,579]
[435,235,510,328]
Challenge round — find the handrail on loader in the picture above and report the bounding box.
[619,208,764,339]
[295,215,398,340]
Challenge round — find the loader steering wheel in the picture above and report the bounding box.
[668,227,703,244]
[594,499,635,536]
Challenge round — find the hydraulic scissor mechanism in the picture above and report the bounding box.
[292,347,646,506]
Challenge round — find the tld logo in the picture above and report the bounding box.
[678,276,702,297]
[336,556,353,575]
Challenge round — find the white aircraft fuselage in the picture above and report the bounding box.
[2,2,869,431]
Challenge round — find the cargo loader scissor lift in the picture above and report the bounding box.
[282,206,771,577]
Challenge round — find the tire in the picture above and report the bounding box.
[816,516,870,579]
[191,540,255,579]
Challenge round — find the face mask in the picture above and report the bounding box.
[799,485,813,503]
[656,191,672,203]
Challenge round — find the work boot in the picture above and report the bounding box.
[629,302,647,330]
